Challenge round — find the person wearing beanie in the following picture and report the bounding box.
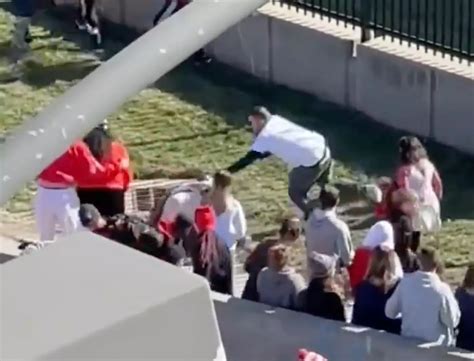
[178,206,232,294]
[226,106,332,218]
[348,221,404,291]
[303,252,345,322]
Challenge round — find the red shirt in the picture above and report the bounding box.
[38,141,120,186]
[77,141,133,190]
[348,247,372,291]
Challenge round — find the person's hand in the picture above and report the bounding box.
[119,158,130,170]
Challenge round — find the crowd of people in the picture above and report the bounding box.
[19,106,473,353]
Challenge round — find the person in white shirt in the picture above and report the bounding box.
[227,106,332,218]
[385,247,461,346]
[149,176,213,226]
[211,171,247,250]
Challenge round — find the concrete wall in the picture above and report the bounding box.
[50,1,474,155]
[212,293,470,361]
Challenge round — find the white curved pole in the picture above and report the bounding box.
[0,0,267,205]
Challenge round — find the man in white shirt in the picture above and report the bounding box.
[227,106,332,217]
[385,247,461,346]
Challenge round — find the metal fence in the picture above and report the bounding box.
[275,0,473,62]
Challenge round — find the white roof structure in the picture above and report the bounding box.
[0,232,225,360]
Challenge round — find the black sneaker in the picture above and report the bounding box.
[24,30,32,44]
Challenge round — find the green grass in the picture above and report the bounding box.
[0,8,472,285]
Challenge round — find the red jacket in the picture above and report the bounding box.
[77,141,132,190]
[38,141,120,186]
[348,247,372,291]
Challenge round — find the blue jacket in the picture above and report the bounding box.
[456,288,474,351]
[11,0,36,18]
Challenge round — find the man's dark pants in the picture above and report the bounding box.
[288,151,332,216]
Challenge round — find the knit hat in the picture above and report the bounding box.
[194,206,216,233]
[78,204,102,227]
[308,252,337,279]
[362,221,395,250]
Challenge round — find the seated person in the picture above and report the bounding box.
[256,244,306,310]
[303,252,345,322]
[242,217,301,301]
[352,247,401,334]
[79,204,185,265]
[455,264,474,351]
[385,248,460,346]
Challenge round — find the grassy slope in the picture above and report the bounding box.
[0,8,472,284]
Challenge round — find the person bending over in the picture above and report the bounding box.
[227,106,332,218]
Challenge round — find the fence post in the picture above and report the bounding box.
[360,0,374,42]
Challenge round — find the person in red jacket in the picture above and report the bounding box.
[77,121,132,216]
[34,139,125,241]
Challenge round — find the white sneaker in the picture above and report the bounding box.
[75,19,87,31]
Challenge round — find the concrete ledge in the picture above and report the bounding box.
[212,292,471,361]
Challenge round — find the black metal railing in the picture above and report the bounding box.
[274,0,473,62]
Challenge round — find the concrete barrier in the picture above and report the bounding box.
[206,13,271,81]
[270,14,356,106]
[213,293,471,361]
[351,41,432,137]
[431,69,474,155]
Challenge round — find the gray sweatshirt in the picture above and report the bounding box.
[256,267,306,310]
[385,271,461,346]
[305,209,354,277]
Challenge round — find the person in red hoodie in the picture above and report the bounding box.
[76,121,132,216]
[35,137,126,241]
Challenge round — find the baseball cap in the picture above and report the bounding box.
[78,204,102,227]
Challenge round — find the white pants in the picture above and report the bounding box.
[34,187,81,241]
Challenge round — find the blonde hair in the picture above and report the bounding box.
[365,247,399,292]
[268,244,289,271]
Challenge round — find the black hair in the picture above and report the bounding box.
[250,106,272,121]
[399,136,427,165]
[319,185,340,210]
[279,217,300,238]
[83,127,113,162]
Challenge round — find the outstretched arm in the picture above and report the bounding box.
[227,150,270,174]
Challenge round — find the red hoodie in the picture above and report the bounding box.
[38,141,120,187]
[77,141,133,190]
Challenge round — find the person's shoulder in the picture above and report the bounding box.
[332,217,351,234]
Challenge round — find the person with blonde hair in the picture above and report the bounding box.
[256,244,306,310]
[211,171,247,250]
[352,247,402,334]
[303,252,345,321]
[455,263,474,351]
